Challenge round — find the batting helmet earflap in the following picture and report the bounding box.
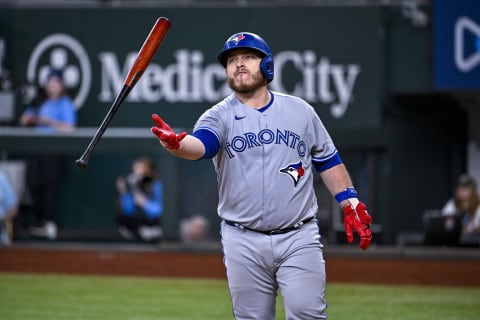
[217,32,274,83]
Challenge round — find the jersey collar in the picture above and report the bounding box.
[256,91,274,113]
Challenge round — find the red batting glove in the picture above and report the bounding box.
[343,201,373,250]
[151,114,187,150]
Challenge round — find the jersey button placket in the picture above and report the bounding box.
[260,113,275,225]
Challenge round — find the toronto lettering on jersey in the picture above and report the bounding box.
[224,128,307,159]
[98,49,361,118]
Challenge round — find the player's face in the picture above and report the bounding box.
[225,49,267,94]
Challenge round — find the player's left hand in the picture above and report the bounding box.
[151,114,187,150]
[343,201,372,250]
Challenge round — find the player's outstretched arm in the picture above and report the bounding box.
[151,114,205,160]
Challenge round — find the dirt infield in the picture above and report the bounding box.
[1,244,479,287]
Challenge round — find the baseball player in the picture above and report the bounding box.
[151,32,372,320]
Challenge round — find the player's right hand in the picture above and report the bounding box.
[151,114,187,150]
[343,201,372,250]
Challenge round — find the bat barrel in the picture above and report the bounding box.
[124,17,171,88]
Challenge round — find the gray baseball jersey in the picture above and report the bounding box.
[193,90,338,230]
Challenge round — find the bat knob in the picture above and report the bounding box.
[75,159,88,169]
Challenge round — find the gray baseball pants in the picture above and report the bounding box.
[220,219,328,319]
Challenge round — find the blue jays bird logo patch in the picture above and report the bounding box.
[230,33,245,45]
[279,160,305,187]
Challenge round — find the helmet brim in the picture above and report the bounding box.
[217,47,267,67]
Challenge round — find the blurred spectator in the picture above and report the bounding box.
[442,174,480,235]
[180,214,210,242]
[19,69,77,239]
[116,157,164,242]
[19,69,76,132]
[0,169,18,246]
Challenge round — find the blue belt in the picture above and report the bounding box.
[224,216,315,235]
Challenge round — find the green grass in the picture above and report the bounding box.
[0,273,479,319]
[327,284,480,320]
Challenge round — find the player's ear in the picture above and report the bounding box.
[260,56,274,82]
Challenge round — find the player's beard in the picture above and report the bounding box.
[228,70,267,94]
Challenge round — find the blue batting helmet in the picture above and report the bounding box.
[217,32,274,83]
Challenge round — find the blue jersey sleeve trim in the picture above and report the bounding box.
[312,152,343,172]
[192,128,220,159]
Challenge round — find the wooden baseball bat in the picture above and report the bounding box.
[75,17,171,169]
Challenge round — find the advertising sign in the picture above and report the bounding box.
[434,0,480,90]
[7,7,382,130]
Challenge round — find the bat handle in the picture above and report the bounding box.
[75,158,88,169]
[74,122,108,169]
[74,85,132,169]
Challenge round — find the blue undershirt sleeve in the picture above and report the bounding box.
[192,129,220,159]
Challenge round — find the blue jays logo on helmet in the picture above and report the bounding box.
[279,160,305,187]
[217,32,274,83]
[230,33,246,45]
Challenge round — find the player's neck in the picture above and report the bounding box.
[235,87,270,109]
